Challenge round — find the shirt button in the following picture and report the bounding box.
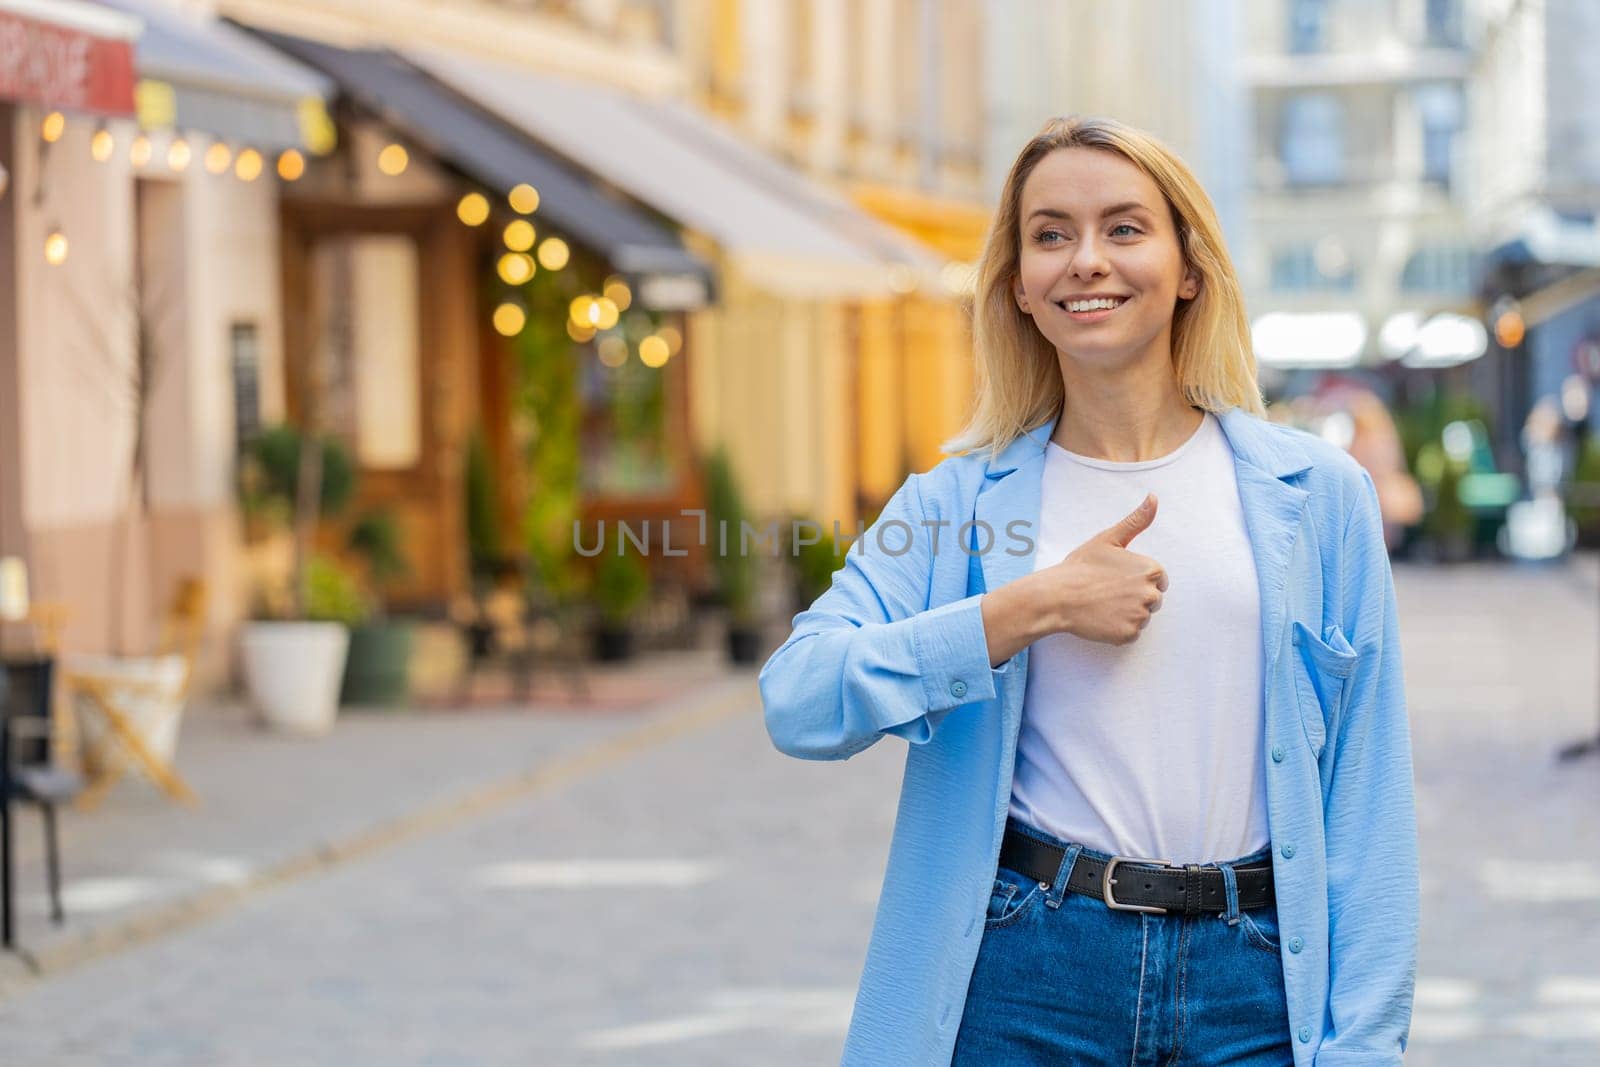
[1289,936,1304,953]
[950,679,967,698]
[1281,843,1296,859]
[1271,745,1285,763]
[1298,1026,1312,1043]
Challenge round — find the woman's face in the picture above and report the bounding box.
[1013,147,1199,369]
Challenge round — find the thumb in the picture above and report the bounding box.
[1097,493,1157,547]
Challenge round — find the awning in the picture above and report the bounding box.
[1481,204,1600,273]
[97,0,331,152]
[406,47,948,300]
[252,29,713,308]
[0,0,137,115]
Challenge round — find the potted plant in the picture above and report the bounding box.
[340,509,414,707]
[236,425,361,735]
[704,446,763,664]
[790,516,847,614]
[1415,440,1472,563]
[591,530,649,661]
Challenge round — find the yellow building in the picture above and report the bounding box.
[221,0,960,543]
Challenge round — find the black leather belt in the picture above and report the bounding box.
[999,823,1275,916]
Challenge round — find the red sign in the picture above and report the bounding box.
[0,10,135,115]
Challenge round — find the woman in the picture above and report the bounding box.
[758,116,1418,1066]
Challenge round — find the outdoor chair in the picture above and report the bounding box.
[64,578,206,811]
[454,561,590,704]
[1,658,85,950]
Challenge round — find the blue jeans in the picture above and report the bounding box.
[952,819,1294,1066]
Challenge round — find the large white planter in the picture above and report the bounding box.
[239,621,350,736]
[64,653,189,778]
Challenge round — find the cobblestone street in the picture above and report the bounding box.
[1,556,1597,1065]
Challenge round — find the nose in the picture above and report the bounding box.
[1068,234,1110,280]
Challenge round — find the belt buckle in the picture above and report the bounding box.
[1102,855,1174,914]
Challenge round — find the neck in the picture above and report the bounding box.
[1050,354,1204,463]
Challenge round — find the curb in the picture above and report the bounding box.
[0,673,758,998]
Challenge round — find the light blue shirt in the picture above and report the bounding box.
[759,405,1419,1067]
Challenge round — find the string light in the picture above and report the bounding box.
[167,138,191,171]
[205,142,232,174]
[492,302,526,337]
[639,335,670,367]
[129,134,152,167]
[377,143,409,176]
[277,149,305,181]
[566,320,596,343]
[91,128,115,162]
[596,336,628,367]
[41,111,65,143]
[456,192,489,226]
[537,237,570,271]
[503,219,535,252]
[593,297,620,331]
[569,295,597,327]
[497,253,534,285]
[44,230,68,266]
[508,183,539,214]
[235,148,263,181]
[602,277,632,311]
[658,324,683,355]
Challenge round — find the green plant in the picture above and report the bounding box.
[304,554,371,627]
[238,425,354,523]
[1415,441,1471,547]
[703,445,759,625]
[793,518,846,606]
[237,424,361,621]
[505,259,584,608]
[1570,433,1600,534]
[592,531,650,626]
[347,509,411,615]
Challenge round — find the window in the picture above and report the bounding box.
[230,322,261,455]
[1270,243,1357,292]
[1415,84,1463,188]
[1288,0,1328,53]
[1280,94,1345,185]
[1424,0,1464,48]
[1400,245,1473,293]
[578,317,683,497]
[309,235,422,470]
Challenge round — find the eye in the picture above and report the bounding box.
[1110,223,1141,238]
[1033,229,1067,246]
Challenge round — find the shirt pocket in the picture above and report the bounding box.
[1289,620,1358,759]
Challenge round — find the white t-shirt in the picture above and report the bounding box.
[1006,409,1270,865]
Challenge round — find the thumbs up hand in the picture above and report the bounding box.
[980,493,1170,666]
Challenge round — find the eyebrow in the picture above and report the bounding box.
[1025,202,1154,224]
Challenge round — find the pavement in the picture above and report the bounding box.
[0,643,755,995]
[0,556,1596,1064]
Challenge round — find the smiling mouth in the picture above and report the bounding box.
[1056,295,1132,321]
[1055,296,1130,314]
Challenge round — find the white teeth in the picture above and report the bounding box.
[1064,297,1125,312]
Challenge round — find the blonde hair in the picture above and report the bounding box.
[942,115,1265,460]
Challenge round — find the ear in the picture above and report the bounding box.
[1178,269,1201,301]
[1013,277,1031,313]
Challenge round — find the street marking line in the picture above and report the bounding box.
[577,987,855,1050]
[472,860,721,889]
